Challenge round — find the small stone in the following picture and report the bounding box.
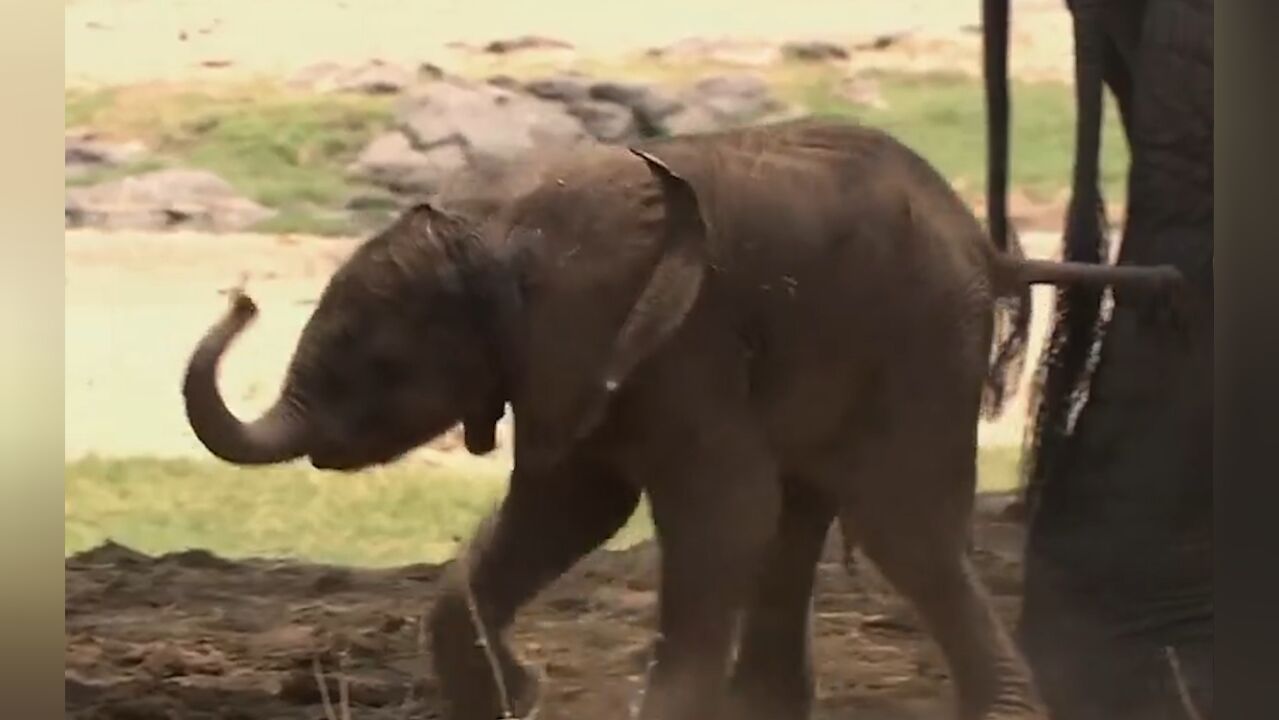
[683,73,785,123]
[64,168,274,232]
[396,80,588,164]
[482,35,574,54]
[525,73,595,103]
[333,60,415,95]
[347,132,467,195]
[590,81,684,128]
[654,105,722,138]
[568,100,640,143]
[65,132,147,168]
[781,40,850,62]
[838,74,888,110]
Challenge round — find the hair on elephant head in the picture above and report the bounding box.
[182,147,711,474]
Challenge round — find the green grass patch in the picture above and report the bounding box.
[65,455,653,567]
[65,157,169,188]
[64,66,1130,236]
[65,447,1019,568]
[66,83,396,236]
[793,70,1130,204]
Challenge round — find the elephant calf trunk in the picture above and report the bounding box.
[182,291,307,465]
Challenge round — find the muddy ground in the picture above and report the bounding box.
[66,502,1025,720]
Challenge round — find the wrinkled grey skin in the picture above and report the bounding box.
[983,0,1213,718]
[183,118,1182,720]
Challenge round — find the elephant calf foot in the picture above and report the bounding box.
[961,686,1049,720]
[428,597,540,720]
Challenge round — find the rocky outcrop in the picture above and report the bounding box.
[66,66,793,231]
[347,71,790,199]
[66,169,275,232]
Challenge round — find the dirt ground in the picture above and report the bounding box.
[66,506,1026,720]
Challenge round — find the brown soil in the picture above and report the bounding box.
[65,505,1026,720]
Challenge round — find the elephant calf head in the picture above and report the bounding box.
[182,203,513,471]
[184,146,713,474]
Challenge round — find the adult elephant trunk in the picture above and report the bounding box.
[1021,0,1113,517]
[182,292,308,465]
[982,0,1011,254]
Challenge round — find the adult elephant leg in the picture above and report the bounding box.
[1019,0,1214,718]
[634,422,781,720]
[725,480,836,720]
[428,453,641,720]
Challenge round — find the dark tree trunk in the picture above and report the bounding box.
[1018,0,1214,718]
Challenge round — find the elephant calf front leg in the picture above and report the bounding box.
[428,457,641,720]
[635,438,782,720]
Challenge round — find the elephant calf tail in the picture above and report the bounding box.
[981,226,1033,421]
[980,250,1186,422]
[992,254,1181,296]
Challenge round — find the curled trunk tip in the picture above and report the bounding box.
[227,290,258,324]
[182,292,306,465]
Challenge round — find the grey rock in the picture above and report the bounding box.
[653,105,723,138]
[589,81,684,127]
[65,168,275,232]
[568,100,639,143]
[347,131,467,195]
[287,60,415,94]
[396,80,589,163]
[837,74,888,110]
[486,75,524,91]
[524,73,594,103]
[333,60,416,95]
[482,35,574,54]
[685,73,785,123]
[645,38,781,67]
[781,40,850,62]
[65,130,147,169]
[416,63,448,82]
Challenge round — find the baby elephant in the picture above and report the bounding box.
[183,118,1182,720]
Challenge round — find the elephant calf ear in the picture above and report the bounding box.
[572,149,710,440]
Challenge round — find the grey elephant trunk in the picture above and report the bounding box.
[182,293,307,465]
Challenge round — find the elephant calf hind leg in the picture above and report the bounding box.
[428,458,641,720]
[726,481,835,720]
[637,440,782,720]
[844,412,1044,720]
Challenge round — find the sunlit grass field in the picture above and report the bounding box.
[65,447,1021,567]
